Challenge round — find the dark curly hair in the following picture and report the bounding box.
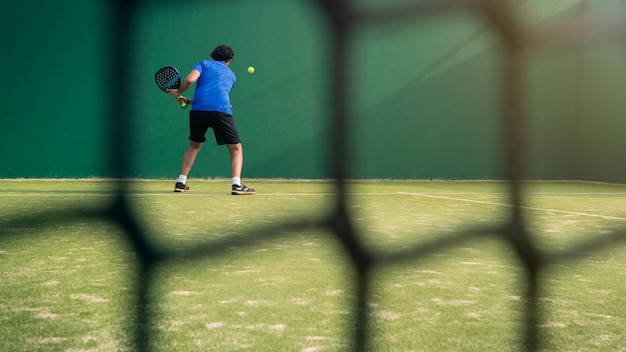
[210,44,235,62]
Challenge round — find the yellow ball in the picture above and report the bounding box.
[247,66,255,74]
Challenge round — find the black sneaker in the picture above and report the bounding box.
[231,183,255,195]
[174,182,190,192]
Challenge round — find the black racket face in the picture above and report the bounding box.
[154,65,181,91]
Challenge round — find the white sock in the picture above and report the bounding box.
[232,177,241,186]
[177,175,187,184]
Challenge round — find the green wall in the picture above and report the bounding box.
[1,0,110,178]
[2,0,626,182]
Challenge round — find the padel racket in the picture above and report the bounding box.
[154,65,188,108]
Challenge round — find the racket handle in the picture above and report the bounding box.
[177,96,188,109]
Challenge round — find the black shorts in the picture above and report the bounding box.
[188,110,241,145]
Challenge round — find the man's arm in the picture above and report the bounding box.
[178,69,201,95]
[167,69,201,99]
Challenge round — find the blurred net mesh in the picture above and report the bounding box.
[13,0,626,351]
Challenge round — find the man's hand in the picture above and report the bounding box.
[166,88,180,98]
[177,96,192,105]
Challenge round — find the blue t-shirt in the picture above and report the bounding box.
[191,60,236,114]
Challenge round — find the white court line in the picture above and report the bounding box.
[398,192,626,222]
[2,191,626,222]
[0,193,334,197]
[0,193,118,197]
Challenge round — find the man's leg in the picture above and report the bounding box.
[181,141,203,176]
[227,143,255,195]
[175,141,202,192]
[226,143,243,180]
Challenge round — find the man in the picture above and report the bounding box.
[167,44,255,195]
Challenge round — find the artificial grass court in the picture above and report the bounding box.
[1,179,626,351]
